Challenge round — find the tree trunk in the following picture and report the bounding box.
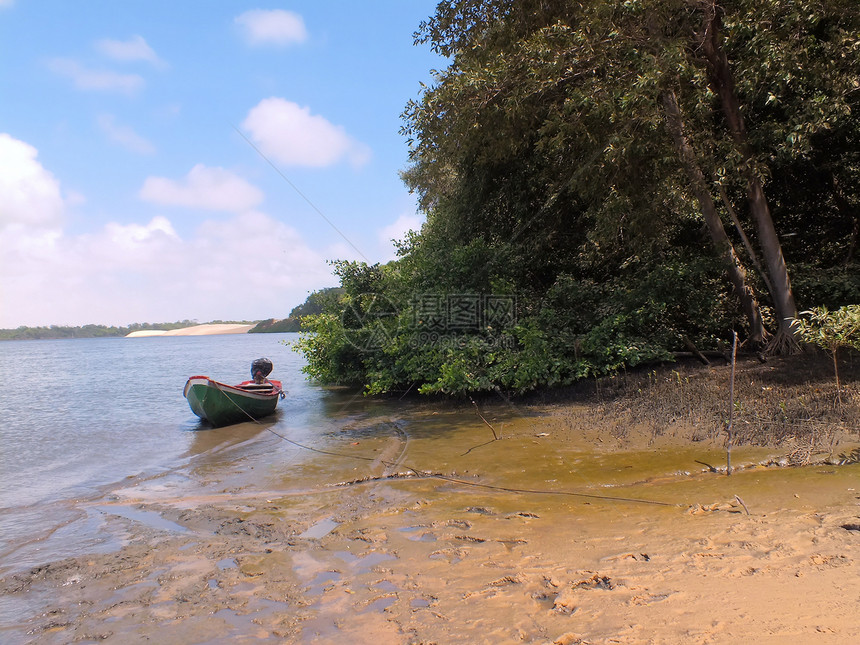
[718,183,776,298]
[698,3,798,349]
[661,89,766,345]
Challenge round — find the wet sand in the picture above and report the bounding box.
[2,405,859,644]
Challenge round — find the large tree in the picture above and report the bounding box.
[403,0,860,350]
[298,0,860,395]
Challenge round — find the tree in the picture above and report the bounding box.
[405,0,860,348]
[405,1,763,339]
[696,0,798,347]
[661,88,766,343]
[793,305,860,404]
[298,0,860,395]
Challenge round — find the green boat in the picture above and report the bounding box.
[183,375,284,427]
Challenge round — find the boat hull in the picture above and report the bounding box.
[183,376,282,427]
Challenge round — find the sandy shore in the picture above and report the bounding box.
[125,323,255,337]
[2,399,858,644]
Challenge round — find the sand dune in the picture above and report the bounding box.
[125,324,254,337]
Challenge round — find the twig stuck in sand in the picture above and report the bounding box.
[734,495,750,515]
[471,398,500,440]
[726,331,738,476]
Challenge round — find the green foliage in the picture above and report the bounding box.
[296,0,860,396]
[249,287,343,333]
[793,305,860,354]
[249,318,302,333]
[293,312,369,385]
[295,254,738,396]
[793,305,860,399]
[789,264,860,311]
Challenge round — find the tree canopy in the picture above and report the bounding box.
[249,288,343,333]
[297,0,860,395]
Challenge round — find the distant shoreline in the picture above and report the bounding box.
[125,324,255,337]
[0,321,266,341]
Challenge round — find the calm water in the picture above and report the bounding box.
[0,334,303,505]
[0,333,381,566]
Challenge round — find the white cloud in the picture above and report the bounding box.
[139,164,264,212]
[241,97,370,168]
[235,9,307,47]
[377,212,423,261]
[0,140,338,328]
[378,213,422,245]
[95,35,165,67]
[0,133,65,230]
[2,212,334,330]
[97,114,156,155]
[47,58,144,94]
[0,0,14,8]
[65,191,87,207]
[187,212,332,293]
[104,215,177,249]
[2,211,336,326]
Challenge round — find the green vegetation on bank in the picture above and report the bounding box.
[793,305,860,401]
[250,288,343,333]
[297,0,860,396]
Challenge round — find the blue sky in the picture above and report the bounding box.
[0,1,444,327]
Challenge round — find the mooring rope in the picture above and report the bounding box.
[214,386,676,507]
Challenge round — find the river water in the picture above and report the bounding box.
[0,333,358,567]
[0,334,303,505]
[0,331,639,573]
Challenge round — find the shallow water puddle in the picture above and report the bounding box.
[361,595,397,614]
[298,517,339,539]
[373,579,399,593]
[334,549,358,564]
[306,570,342,595]
[94,505,189,534]
[211,597,289,637]
[216,557,237,570]
[353,551,397,573]
[293,550,343,597]
[398,525,437,542]
[4,394,858,645]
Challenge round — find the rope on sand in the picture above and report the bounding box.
[221,393,677,507]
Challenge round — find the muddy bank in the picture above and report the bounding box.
[2,356,859,644]
[4,469,860,644]
[531,352,860,451]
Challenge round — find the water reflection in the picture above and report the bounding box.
[184,418,278,457]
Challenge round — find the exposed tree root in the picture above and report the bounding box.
[766,328,801,356]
